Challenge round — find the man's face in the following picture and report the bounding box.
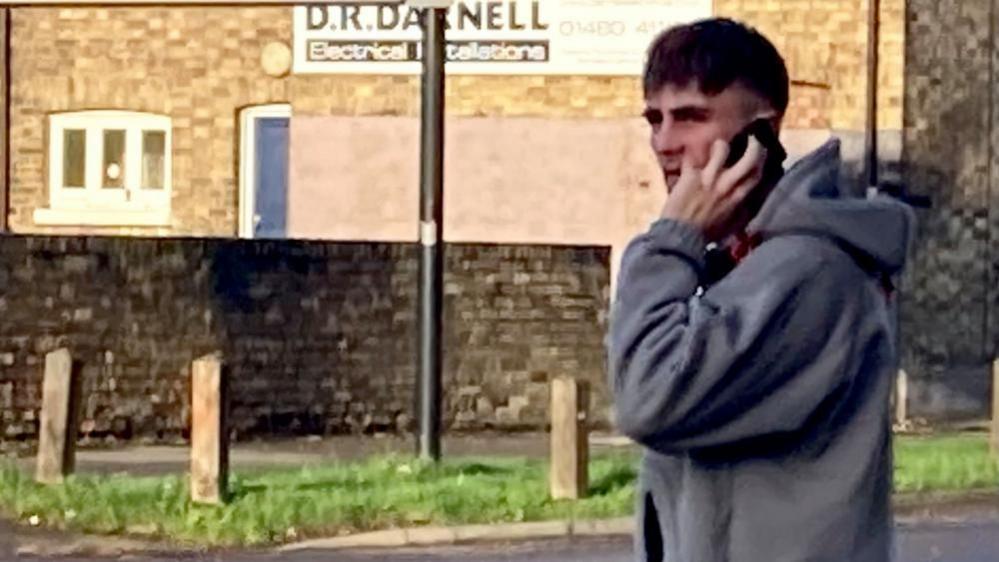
[644,82,771,192]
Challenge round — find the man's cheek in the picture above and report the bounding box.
[692,146,714,168]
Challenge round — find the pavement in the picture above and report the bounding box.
[9,523,999,561]
[10,499,999,560]
[11,431,635,477]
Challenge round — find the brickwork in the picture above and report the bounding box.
[7,3,904,237]
[0,236,610,448]
[715,0,905,132]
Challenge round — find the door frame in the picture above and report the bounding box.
[238,103,292,239]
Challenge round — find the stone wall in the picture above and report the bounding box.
[0,236,610,446]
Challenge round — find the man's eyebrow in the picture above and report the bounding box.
[669,105,712,119]
[642,105,712,124]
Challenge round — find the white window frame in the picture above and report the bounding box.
[34,110,172,227]
[238,104,292,239]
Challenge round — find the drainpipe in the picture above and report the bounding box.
[0,7,10,233]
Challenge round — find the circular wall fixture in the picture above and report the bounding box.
[261,42,293,78]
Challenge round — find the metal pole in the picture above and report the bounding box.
[417,5,446,462]
[864,0,880,197]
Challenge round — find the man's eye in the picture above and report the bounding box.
[643,109,663,126]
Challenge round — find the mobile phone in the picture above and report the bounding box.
[724,118,788,215]
[724,118,786,168]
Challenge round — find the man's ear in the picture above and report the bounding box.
[749,108,781,132]
[767,114,783,135]
[754,106,783,135]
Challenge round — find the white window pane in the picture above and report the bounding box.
[62,129,85,188]
[102,129,126,189]
[142,130,165,190]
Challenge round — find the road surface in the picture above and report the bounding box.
[5,520,999,561]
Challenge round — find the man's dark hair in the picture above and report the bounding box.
[643,18,789,116]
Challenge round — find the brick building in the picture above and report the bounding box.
[0,0,904,277]
[1,1,944,445]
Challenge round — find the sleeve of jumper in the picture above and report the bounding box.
[608,219,862,452]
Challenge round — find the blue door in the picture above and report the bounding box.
[253,117,289,238]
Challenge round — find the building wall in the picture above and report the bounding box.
[288,116,663,280]
[287,116,837,287]
[0,235,610,447]
[902,0,996,420]
[7,1,905,241]
[716,0,905,132]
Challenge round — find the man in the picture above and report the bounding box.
[608,18,914,562]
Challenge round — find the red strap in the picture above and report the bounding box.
[881,274,895,300]
[728,232,764,264]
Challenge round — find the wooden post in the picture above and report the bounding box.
[992,360,999,456]
[190,353,228,505]
[895,369,908,428]
[35,348,81,484]
[550,377,589,500]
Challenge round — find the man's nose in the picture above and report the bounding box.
[651,121,682,155]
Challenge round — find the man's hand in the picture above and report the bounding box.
[661,137,767,242]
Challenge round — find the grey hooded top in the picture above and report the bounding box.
[608,139,915,562]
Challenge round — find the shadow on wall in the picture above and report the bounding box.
[205,240,414,438]
[203,241,613,439]
[899,93,993,420]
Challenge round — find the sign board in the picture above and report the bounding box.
[293,0,713,75]
[0,1,404,5]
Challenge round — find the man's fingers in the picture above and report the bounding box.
[680,150,697,177]
[673,150,699,194]
[701,139,728,186]
[733,162,766,201]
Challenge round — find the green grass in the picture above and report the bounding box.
[0,434,996,548]
[894,433,999,492]
[0,452,638,547]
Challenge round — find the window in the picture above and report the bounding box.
[35,111,172,227]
